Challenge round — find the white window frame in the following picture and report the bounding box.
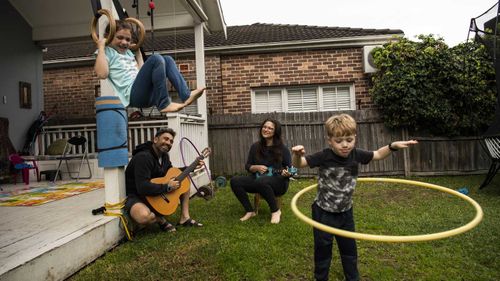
[251,84,355,113]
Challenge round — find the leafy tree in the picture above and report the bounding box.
[370,35,496,136]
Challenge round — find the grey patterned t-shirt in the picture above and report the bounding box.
[306,148,373,213]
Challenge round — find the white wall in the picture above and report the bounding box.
[0,1,43,152]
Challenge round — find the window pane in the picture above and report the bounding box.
[336,87,351,110]
[323,87,336,110]
[287,89,303,111]
[268,90,283,112]
[302,88,318,111]
[254,90,283,113]
[254,91,269,113]
[322,86,353,111]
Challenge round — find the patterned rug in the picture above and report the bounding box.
[0,181,104,206]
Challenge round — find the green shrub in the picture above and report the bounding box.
[370,35,496,136]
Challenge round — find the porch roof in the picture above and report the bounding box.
[8,0,226,42]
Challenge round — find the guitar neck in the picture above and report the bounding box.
[176,156,202,181]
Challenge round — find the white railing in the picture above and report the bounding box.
[166,114,207,167]
[35,124,98,156]
[35,114,206,165]
[126,119,170,152]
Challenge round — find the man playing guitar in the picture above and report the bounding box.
[125,127,204,232]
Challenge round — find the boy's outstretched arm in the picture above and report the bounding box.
[372,140,419,161]
[292,145,309,168]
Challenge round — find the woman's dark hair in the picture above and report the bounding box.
[256,118,283,163]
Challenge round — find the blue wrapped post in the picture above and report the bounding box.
[95,96,129,167]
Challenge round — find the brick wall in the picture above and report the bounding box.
[214,48,375,115]
[42,47,376,119]
[43,67,99,120]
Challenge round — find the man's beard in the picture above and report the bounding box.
[160,145,171,153]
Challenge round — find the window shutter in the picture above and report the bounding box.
[254,90,269,113]
[302,88,318,111]
[323,86,352,110]
[254,90,282,113]
[336,86,351,110]
[287,88,317,112]
[268,90,283,112]
[287,89,303,111]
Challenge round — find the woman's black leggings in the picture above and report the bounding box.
[230,175,288,213]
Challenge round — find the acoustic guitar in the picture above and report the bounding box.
[255,166,298,178]
[147,147,211,215]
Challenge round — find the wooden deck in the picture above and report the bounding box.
[0,180,122,281]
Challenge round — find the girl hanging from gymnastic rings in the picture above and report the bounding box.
[94,16,205,113]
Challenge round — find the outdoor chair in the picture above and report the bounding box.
[9,153,38,185]
[53,136,92,183]
[479,136,500,189]
[254,193,282,214]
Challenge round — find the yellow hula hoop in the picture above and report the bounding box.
[291,178,484,243]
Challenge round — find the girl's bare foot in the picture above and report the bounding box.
[240,212,256,221]
[160,102,185,113]
[270,209,281,224]
[183,87,206,106]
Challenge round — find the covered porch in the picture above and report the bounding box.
[1,0,225,280]
[0,114,214,280]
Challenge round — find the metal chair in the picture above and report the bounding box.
[53,136,92,182]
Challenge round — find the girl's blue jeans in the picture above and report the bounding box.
[130,54,190,110]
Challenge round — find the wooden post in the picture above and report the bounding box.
[402,127,411,177]
[165,113,182,167]
[194,23,210,171]
[98,0,126,206]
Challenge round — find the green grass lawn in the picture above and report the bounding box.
[70,175,500,281]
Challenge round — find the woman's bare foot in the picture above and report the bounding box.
[270,209,281,224]
[160,102,185,113]
[240,212,256,221]
[183,87,206,106]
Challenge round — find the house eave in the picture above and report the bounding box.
[204,34,402,55]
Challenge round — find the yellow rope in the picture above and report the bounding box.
[103,199,133,241]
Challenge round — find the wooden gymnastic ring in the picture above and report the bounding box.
[124,17,145,51]
[91,9,116,45]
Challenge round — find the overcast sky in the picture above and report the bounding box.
[218,0,497,47]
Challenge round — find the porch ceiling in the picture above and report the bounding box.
[8,0,226,42]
